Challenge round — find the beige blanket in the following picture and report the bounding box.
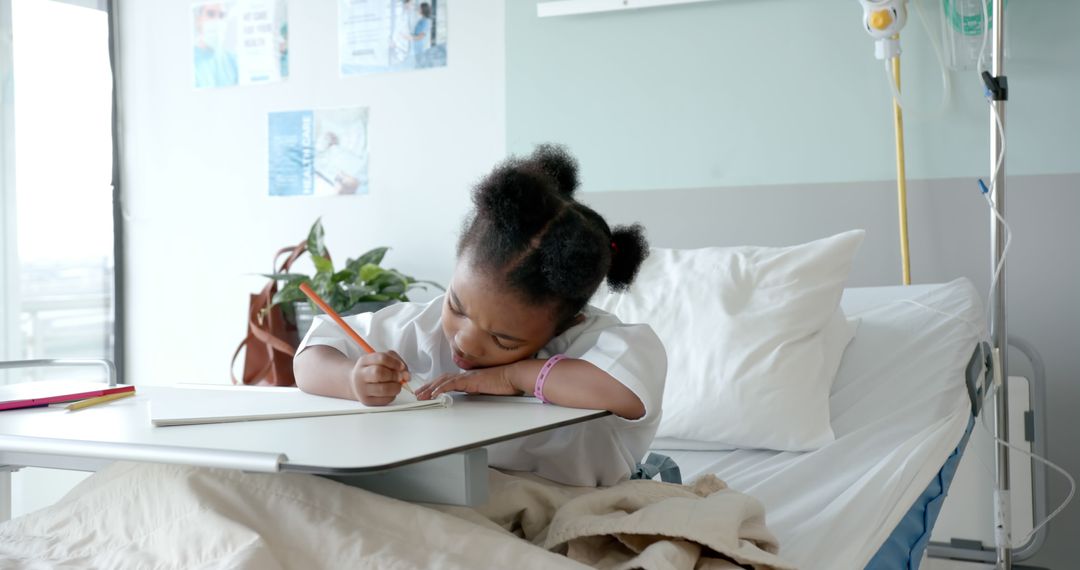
[0,463,793,570]
[436,469,793,570]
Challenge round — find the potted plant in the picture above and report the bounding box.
[265,218,443,340]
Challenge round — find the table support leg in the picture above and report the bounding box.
[0,465,19,522]
[320,449,489,507]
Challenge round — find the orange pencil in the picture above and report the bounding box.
[299,282,416,396]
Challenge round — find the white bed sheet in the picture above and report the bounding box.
[651,278,985,570]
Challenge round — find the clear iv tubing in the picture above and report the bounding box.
[973,0,1076,548]
[885,58,903,109]
[882,0,952,115]
[897,285,1075,548]
[913,0,952,108]
[977,375,1077,547]
[981,187,1009,332]
[872,0,1073,548]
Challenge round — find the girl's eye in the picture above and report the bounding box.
[493,337,518,351]
[448,302,463,316]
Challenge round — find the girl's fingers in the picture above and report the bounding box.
[361,351,408,371]
[365,365,405,384]
[417,373,450,392]
[360,380,402,398]
[350,371,401,405]
[382,351,411,382]
[359,395,396,407]
[428,375,463,397]
[386,350,410,372]
[416,373,454,400]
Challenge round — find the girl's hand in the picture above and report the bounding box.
[415,366,521,400]
[348,350,410,406]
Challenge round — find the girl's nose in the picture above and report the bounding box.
[455,327,483,359]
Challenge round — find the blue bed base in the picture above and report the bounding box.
[866,341,989,568]
[865,415,976,569]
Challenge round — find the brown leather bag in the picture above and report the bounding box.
[231,241,307,386]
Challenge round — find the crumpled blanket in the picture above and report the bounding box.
[0,462,794,570]
[435,469,793,570]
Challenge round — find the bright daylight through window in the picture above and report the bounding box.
[2,0,115,383]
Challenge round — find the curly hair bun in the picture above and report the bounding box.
[606,224,649,292]
[528,143,579,198]
[459,144,650,322]
[472,160,563,247]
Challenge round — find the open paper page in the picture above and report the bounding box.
[150,385,451,427]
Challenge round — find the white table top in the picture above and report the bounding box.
[0,386,609,474]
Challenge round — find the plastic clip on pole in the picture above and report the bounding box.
[982,71,1009,102]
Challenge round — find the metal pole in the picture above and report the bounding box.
[989,0,1010,567]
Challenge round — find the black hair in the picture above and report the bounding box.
[458,144,649,326]
[419,2,431,17]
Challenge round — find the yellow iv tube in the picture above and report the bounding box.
[891,50,911,285]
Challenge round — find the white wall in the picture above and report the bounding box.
[117,0,505,386]
[509,0,1080,191]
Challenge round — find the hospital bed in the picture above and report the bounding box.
[0,279,987,570]
[651,278,989,570]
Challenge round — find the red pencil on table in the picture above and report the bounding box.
[298,282,416,396]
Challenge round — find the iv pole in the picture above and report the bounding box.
[859,1,1012,565]
[987,0,1011,566]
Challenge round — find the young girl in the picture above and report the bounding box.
[294,145,666,487]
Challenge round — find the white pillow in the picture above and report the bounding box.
[649,312,858,451]
[591,230,865,451]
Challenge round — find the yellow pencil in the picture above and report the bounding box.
[66,390,136,411]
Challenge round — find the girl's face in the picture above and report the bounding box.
[441,257,560,370]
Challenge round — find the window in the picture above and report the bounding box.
[1,0,118,519]
[1,0,117,384]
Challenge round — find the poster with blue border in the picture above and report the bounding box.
[268,107,369,197]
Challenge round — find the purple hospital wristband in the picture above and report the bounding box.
[534,354,567,404]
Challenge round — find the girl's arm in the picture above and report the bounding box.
[294,346,357,400]
[507,359,646,420]
[295,345,410,406]
[414,358,646,420]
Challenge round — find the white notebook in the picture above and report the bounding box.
[149,385,452,427]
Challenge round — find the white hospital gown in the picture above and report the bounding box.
[297,295,667,486]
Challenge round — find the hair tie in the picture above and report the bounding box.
[610,241,619,255]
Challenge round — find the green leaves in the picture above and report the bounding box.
[269,275,310,308]
[311,254,334,276]
[262,219,444,315]
[306,218,328,259]
[352,247,388,268]
[358,263,383,283]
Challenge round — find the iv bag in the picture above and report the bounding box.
[941,0,1007,71]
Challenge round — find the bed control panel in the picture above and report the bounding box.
[965,341,993,417]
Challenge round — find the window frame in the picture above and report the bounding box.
[0,0,125,384]
[1,0,18,370]
[107,0,125,384]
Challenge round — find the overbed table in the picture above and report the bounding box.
[0,385,609,520]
